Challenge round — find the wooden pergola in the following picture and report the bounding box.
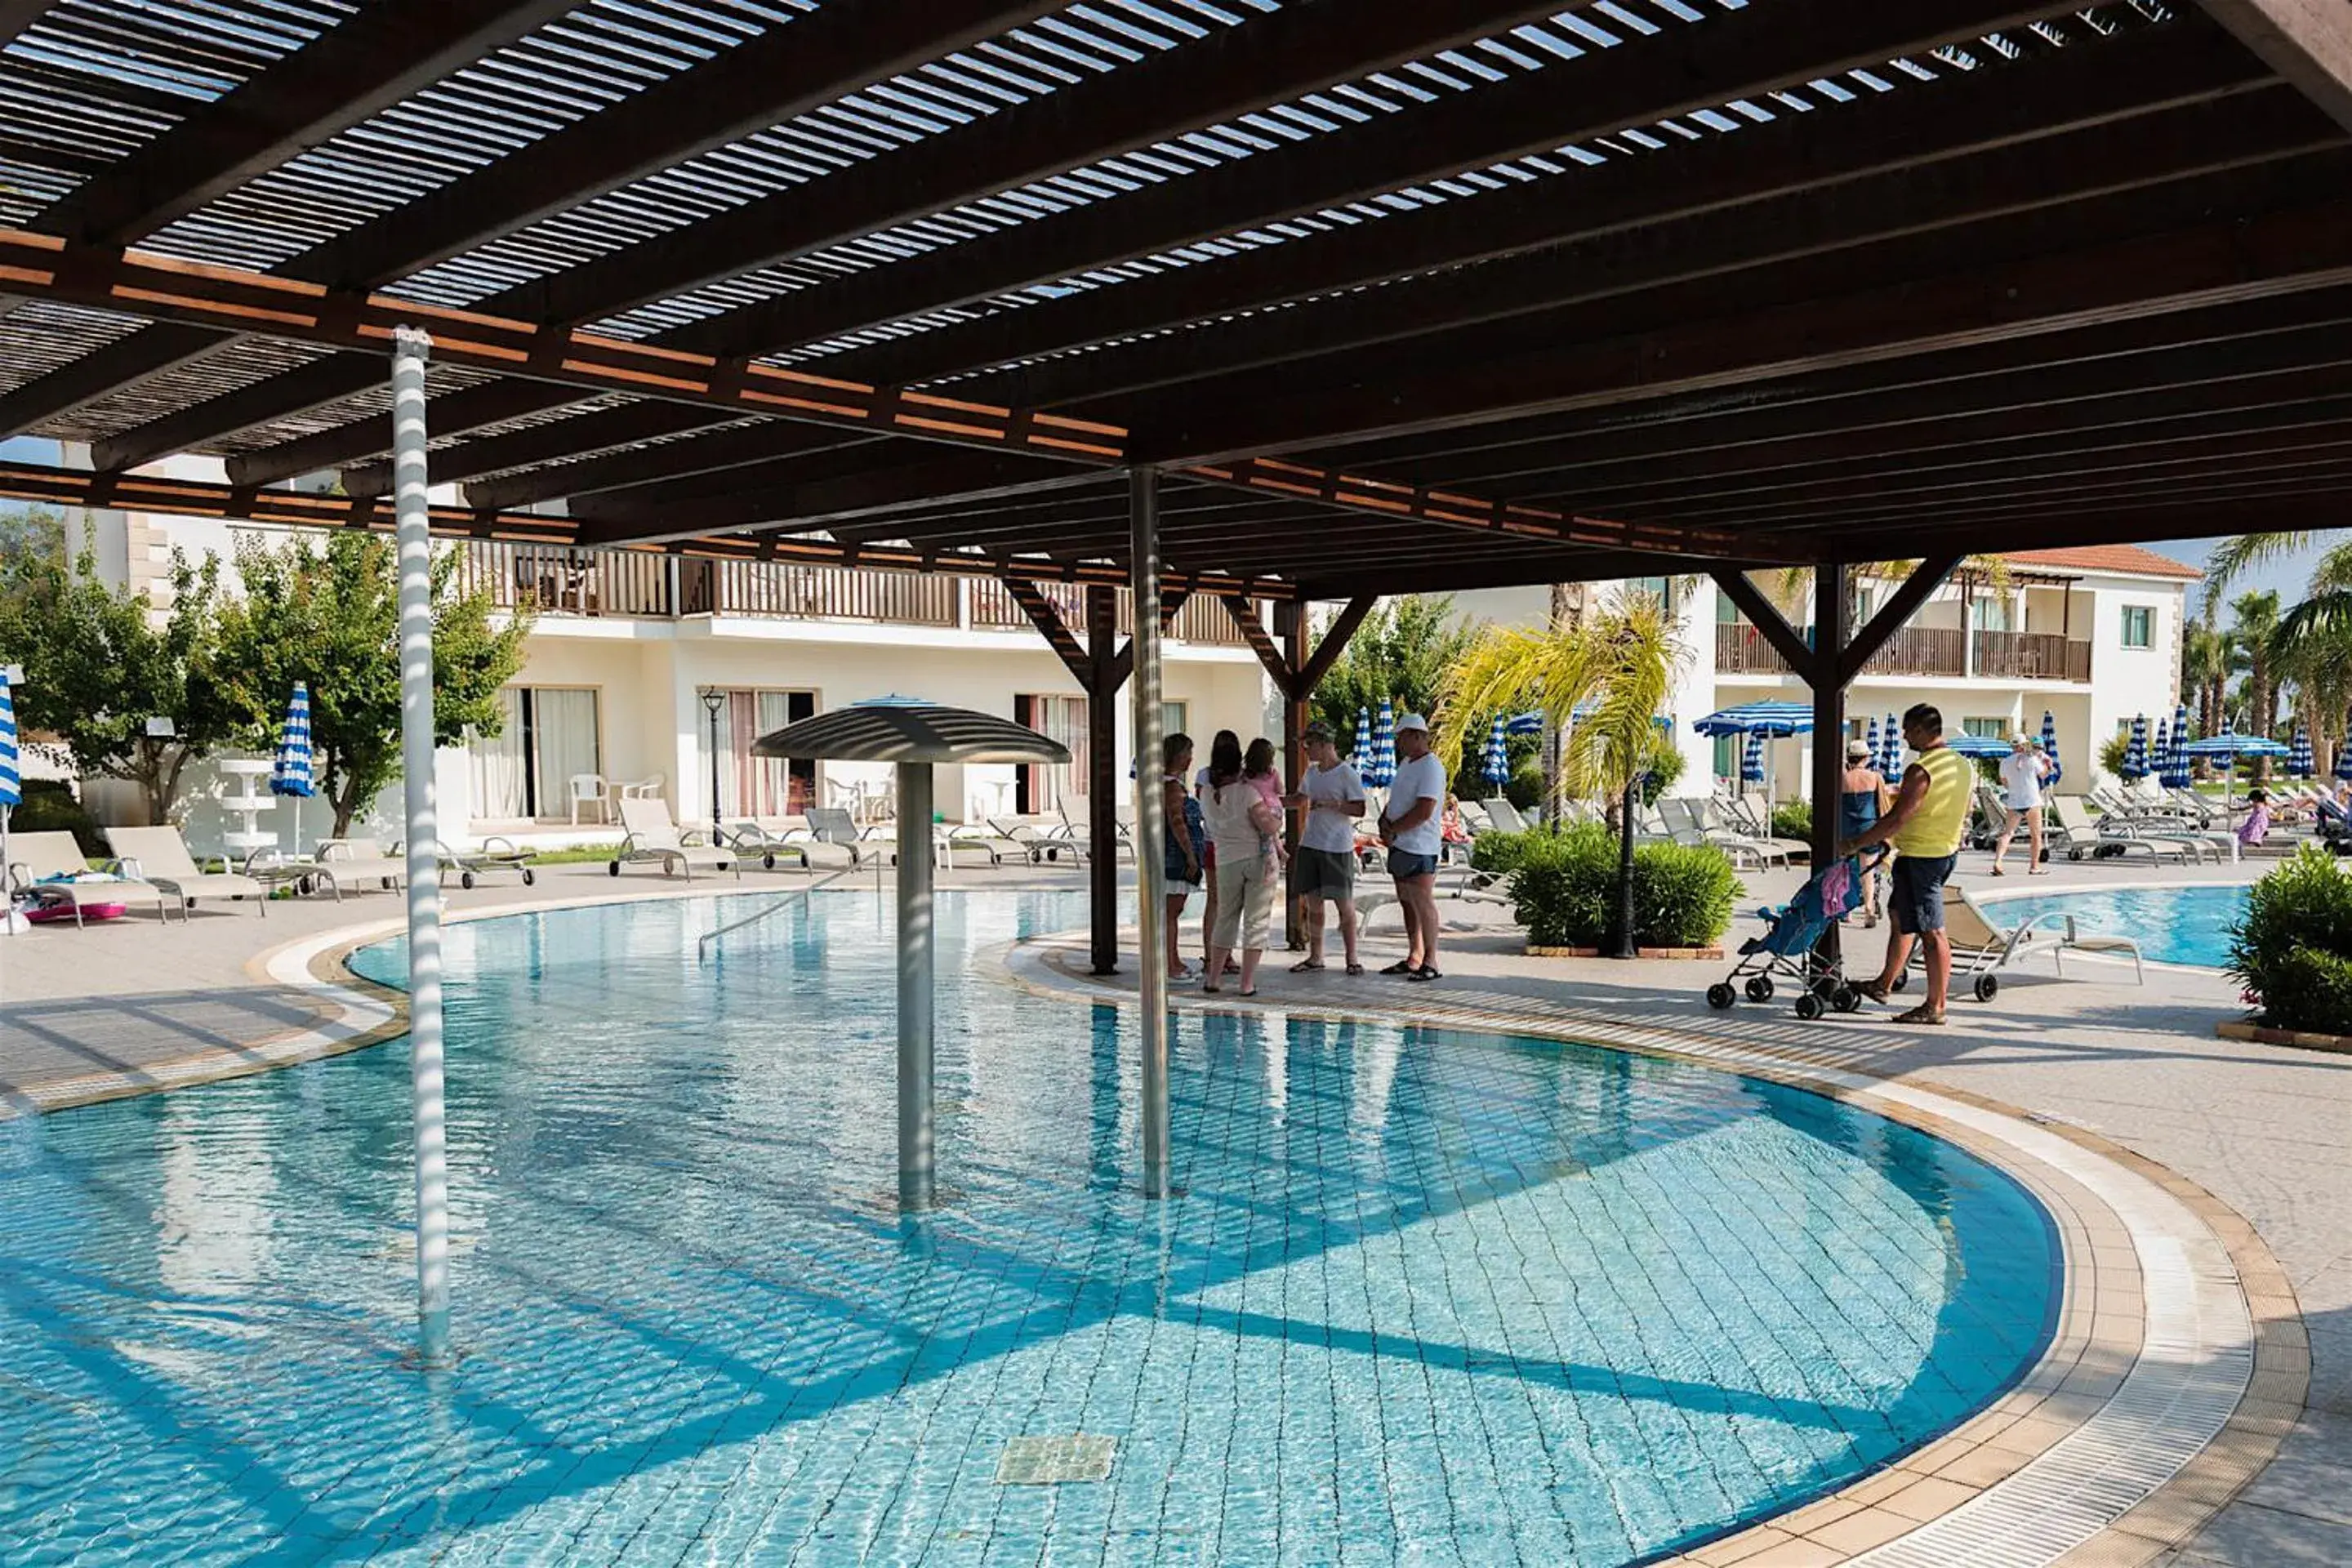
[0,0,2346,1228]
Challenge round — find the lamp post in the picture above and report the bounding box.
[701,688,725,838]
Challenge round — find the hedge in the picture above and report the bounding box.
[2229,848,2352,1036]
[1481,822,1740,950]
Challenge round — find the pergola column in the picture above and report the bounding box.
[390,326,450,1366]
[1003,575,1192,977]
[1129,467,1171,1200]
[1713,554,1962,954]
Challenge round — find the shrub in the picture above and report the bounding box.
[2229,849,2352,1035]
[1503,755,1545,813]
[1637,741,1685,807]
[8,779,104,858]
[1770,800,1811,842]
[1505,821,1740,949]
[2097,731,2131,778]
[1468,826,1545,875]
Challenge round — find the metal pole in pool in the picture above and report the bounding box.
[391,327,451,1365]
[897,760,935,1210]
[1129,466,1171,1199]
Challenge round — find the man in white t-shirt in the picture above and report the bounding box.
[1377,713,1447,982]
[1990,736,2050,877]
[1283,723,1366,974]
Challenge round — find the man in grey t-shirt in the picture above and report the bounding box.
[1283,723,1365,974]
[1378,713,1447,982]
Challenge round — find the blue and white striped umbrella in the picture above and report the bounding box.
[270,681,314,800]
[1864,716,1882,773]
[2163,704,2193,789]
[2183,732,2291,760]
[1881,711,1902,777]
[1503,710,1544,736]
[1482,715,1509,787]
[1692,700,1812,737]
[1740,730,1765,786]
[2122,715,2148,782]
[2150,718,2168,782]
[0,670,18,813]
[2038,710,2062,787]
[2289,721,2314,779]
[1366,698,1396,788]
[1352,707,1371,770]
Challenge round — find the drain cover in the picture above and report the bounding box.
[994,1433,1117,1485]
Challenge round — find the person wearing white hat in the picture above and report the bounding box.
[1377,712,1447,982]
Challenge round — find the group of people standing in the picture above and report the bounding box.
[1157,712,1449,996]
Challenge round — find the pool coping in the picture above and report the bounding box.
[1006,931,2301,1568]
[4,886,2307,1568]
[1967,872,2260,981]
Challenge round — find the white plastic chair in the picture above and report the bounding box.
[568,773,608,825]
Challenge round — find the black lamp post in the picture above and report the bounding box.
[701,688,725,837]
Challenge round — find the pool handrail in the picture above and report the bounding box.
[697,863,860,960]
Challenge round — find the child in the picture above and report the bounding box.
[2238,788,2273,849]
[1242,737,1286,871]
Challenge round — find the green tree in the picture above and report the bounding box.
[2181,618,2227,741]
[213,533,532,835]
[0,541,237,822]
[1311,594,1476,759]
[1437,590,1687,956]
[2227,590,2283,776]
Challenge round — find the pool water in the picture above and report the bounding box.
[1993,883,2251,969]
[0,892,2057,1566]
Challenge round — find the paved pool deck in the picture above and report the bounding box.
[1,849,2343,1567]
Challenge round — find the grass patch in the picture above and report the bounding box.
[523,843,625,866]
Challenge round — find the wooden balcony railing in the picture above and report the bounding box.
[688,559,960,624]
[456,541,674,617]
[1973,629,2092,682]
[1717,620,2091,682]
[965,578,1250,645]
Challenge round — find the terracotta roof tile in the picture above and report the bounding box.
[2002,545,2203,580]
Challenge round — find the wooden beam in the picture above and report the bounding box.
[1222,595,1292,694]
[570,457,1102,548]
[1838,555,1963,684]
[1104,589,1192,692]
[832,15,2256,391]
[33,0,577,247]
[93,354,381,471]
[344,401,741,499]
[1299,597,1378,693]
[464,424,874,511]
[225,381,573,488]
[2199,0,2352,134]
[0,323,224,437]
[1711,572,1818,679]
[693,0,2078,362]
[1003,580,1094,691]
[1153,189,2352,462]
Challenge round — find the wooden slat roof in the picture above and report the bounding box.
[0,0,2346,596]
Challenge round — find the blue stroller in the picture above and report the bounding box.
[1705,851,1885,1019]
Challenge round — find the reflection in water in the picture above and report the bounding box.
[0,890,2056,1568]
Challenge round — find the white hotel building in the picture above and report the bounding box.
[76,450,2196,849]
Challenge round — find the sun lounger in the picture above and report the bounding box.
[1058,800,1134,862]
[7,831,174,925]
[2047,796,2188,863]
[805,806,895,868]
[2084,788,2230,862]
[106,826,271,917]
[985,815,1081,865]
[1482,797,1531,834]
[719,820,821,871]
[433,835,537,889]
[610,797,737,880]
[315,837,409,891]
[1927,884,2144,1000]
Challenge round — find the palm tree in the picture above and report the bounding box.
[1437,590,1686,956]
[2227,590,2283,777]
[2180,620,2227,740]
[2275,607,2352,779]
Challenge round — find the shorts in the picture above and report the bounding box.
[1889,853,1957,934]
[1387,848,1438,881]
[1293,845,1356,899]
[1161,846,1200,894]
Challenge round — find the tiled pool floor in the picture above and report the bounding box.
[0,892,2056,1565]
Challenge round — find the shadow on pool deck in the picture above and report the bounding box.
[0,986,330,1109]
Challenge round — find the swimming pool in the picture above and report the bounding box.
[0,892,2056,1566]
[1993,882,2252,970]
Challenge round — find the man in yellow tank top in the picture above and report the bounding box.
[1837,702,1973,1024]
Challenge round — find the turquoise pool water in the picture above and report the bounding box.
[1993,883,2251,970]
[0,892,2056,1566]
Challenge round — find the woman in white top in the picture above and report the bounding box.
[1198,732,1281,996]
[1990,736,2051,876]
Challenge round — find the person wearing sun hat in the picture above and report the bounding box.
[1376,711,1447,982]
[1840,736,1891,929]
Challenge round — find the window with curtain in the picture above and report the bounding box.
[1014,693,1089,815]
[705,688,816,820]
[467,686,601,820]
[1962,717,2007,739]
[2121,606,2154,648]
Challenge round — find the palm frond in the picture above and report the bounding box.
[2204,532,2318,599]
[2276,590,2352,653]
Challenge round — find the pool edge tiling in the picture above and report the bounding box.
[1010,928,2281,1568]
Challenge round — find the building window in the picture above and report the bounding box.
[470,686,601,821]
[1014,693,1089,815]
[2121,605,2154,648]
[1713,734,1738,778]
[1970,595,2013,631]
[1163,701,1188,740]
[1962,717,2007,740]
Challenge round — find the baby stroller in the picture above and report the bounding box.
[1705,851,1885,1020]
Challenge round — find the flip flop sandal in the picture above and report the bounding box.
[1345,963,1365,977]
[1200,984,1222,995]
[1854,981,1892,1004]
[1381,959,1419,975]
[1290,958,1326,973]
[1239,987,1258,998]
[1405,966,1442,982]
[1891,1005,1946,1025]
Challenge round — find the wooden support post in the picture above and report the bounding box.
[1810,562,1849,973]
[1278,601,1309,950]
[1086,583,1120,976]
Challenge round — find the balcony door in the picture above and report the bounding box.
[1013,693,1089,817]
[709,688,817,820]
[470,686,601,821]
